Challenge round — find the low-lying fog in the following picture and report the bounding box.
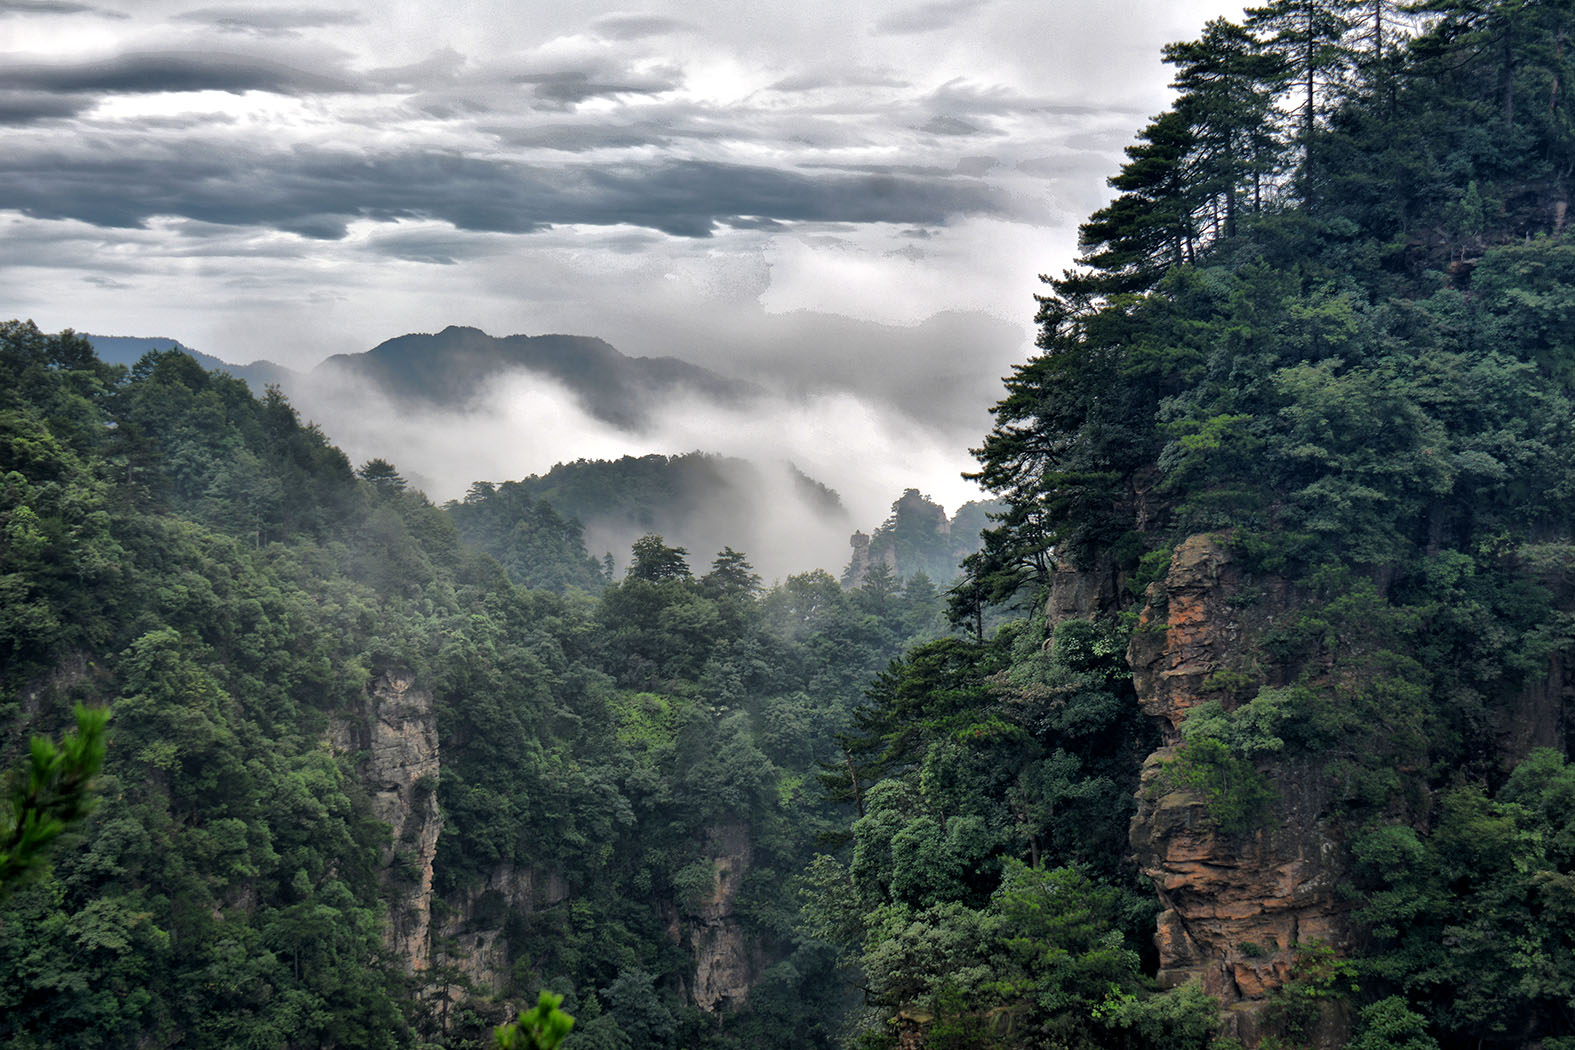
[291,365,992,581]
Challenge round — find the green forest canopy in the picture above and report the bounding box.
[7,2,1575,1049]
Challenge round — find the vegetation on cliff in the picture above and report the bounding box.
[7,2,1575,1049]
[940,1,1575,1047]
[0,324,954,1049]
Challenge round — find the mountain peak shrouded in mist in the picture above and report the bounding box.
[79,323,987,528]
[452,451,853,586]
[313,325,762,430]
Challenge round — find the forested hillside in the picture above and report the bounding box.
[0,326,947,1048]
[450,453,849,587]
[8,2,1575,1049]
[923,0,1575,1046]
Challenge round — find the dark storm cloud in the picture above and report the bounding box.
[172,6,363,34]
[512,69,677,106]
[0,51,356,95]
[0,145,1009,238]
[0,91,91,124]
[589,13,694,40]
[873,0,982,35]
[0,1,125,16]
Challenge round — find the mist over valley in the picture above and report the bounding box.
[87,322,1002,580]
[13,2,1575,1050]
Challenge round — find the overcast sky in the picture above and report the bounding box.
[0,0,1243,524]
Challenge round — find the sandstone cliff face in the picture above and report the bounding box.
[684,822,759,1013]
[1122,535,1349,1046]
[1045,551,1124,633]
[332,673,442,973]
[435,863,570,996]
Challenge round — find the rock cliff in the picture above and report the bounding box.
[332,672,442,973]
[328,672,767,1017]
[435,863,570,997]
[683,822,759,1013]
[1122,535,1349,1046]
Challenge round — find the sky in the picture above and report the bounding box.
[0,0,1243,549]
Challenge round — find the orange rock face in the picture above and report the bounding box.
[1121,535,1351,1047]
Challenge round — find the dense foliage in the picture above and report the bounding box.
[955,1,1575,1047]
[0,325,951,1049]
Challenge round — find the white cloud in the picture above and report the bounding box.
[1,0,1252,573]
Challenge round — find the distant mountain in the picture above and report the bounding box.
[89,326,761,432]
[453,452,851,582]
[313,325,760,430]
[85,335,296,393]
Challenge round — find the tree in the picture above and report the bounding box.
[700,546,761,601]
[1075,109,1200,292]
[357,457,407,493]
[2,706,107,895]
[1348,997,1441,1050]
[627,534,691,582]
[1247,0,1355,196]
[1166,18,1290,233]
[495,990,575,1050]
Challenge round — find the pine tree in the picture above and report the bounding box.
[1247,0,1355,197]
[1166,18,1290,235]
[1074,109,1199,293]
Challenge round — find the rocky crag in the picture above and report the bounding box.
[332,676,763,1020]
[1042,530,1575,1046]
[1122,536,1349,1046]
[681,822,760,1013]
[435,863,569,997]
[332,673,443,974]
[1047,537,1351,1043]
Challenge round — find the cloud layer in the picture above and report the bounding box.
[0,0,1245,530]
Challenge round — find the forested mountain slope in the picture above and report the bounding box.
[0,326,947,1049]
[451,453,849,588]
[894,0,1575,1046]
[86,335,295,395]
[10,2,1575,1050]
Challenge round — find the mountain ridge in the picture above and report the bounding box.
[313,324,761,429]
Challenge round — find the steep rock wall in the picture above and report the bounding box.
[332,673,442,974]
[1121,535,1350,1045]
[1045,551,1124,632]
[435,863,570,997]
[684,822,759,1013]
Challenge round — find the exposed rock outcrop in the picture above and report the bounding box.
[1045,551,1125,632]
[846,531,873,586]
[685,822,759,1013]
[1122,535,1350,1046]
[332,672,442,973]
[435,863,570,997]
